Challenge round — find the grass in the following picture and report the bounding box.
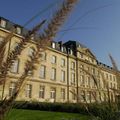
[5,109,90,120]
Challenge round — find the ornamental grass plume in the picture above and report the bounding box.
[80,64,120,120]
[0,0,78,120]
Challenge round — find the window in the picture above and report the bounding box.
[113,76,116,82]
[110,82,112,88]
[52,42,56,48]
[80,75,85,86]
[40,65,46,79]
[61,70,65,82]
[68,48,73,55]
[61,88,65,100]
[25,84,32,98]
[28,48,34,57]
[31,35,35,40]
[10,60,19,73]
[71,73,75,85]
[9,82,16,97]
[92,68,95,74]
[86,66,89,71]
[50,88,56,99]
[39,86,45,98]
[113,83,116,89]
[91,92,96,101]
[0,19,6,28]
[70,49,73,55]
[27,70,33,76]
[79,52,83,58]
[80,64,84,72]
[61,58,65,67]
[106,73,108,79]
[40,52,46,60]
[61,46,64,52]
[91,59,94,63]
[80,90,85,101]
[10,42,19,51]
[51,68,56,80]
[110,75,112,81]
[91,79,96,88]
[86,76,90,87]
[51,55,56,64]
[16,27,21,34]
[71,62,75,69]
[72,89,76,100]
[86,91,91,102]
[97,70,100,77]
[104,93,106,101]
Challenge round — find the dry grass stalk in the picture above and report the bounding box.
[0,0,78,120]
[0,20,46,85]
[39,0,78,41]
[0,28,16,71]
[80,67,103,103]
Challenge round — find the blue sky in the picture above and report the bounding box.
[0,0,120,68]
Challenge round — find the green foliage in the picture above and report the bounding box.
[13,101,88,114]
[5,101,119,120]
[5,109,89,120]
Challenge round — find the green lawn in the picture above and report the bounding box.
[5,109,90,120]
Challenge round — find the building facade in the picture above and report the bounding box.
[0,17,119,103]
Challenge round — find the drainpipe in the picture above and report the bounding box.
[67,55,69,103]
[76,57,79,103]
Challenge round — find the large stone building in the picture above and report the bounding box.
[0,17,119,103]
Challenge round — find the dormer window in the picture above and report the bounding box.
[78,44,81,48]
[0,19,6,28]
[52,42,56,48]
[16,27,21,34]
[61,46,64,52]
[70,49,73,55]
[30,34,34,40]
[79,53,83,58]
[68,48,73,55]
